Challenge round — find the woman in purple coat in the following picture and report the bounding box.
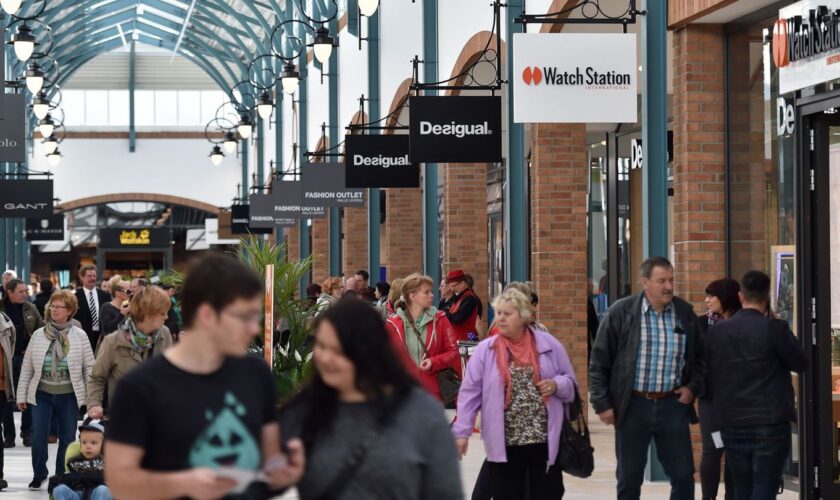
[452,288,577,500]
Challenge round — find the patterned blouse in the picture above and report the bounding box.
[504,364,548,446]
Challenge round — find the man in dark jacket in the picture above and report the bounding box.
[74,265,111,349]
[705,270,807,499]
[589,257,704,500]
[33,279,53,317]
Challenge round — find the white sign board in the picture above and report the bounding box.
[513,33,637,123]
[204,218,239,245]
[186,229,210,251]
[777,0,840,94]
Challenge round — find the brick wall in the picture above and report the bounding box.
[442,163,488,330]
[673,23,727,477]
[342,204,368,277]
[285,225,299,262]
[529,123,589,397]
[384,187,423,281]
[311,218,329,285]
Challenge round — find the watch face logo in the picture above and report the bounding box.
[773,19,789,68]
[522,66,543,86]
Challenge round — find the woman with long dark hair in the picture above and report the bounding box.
[699,278,741,500]
[279,298,462,500]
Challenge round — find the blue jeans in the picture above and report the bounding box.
[53,484,112,500]
[31,391,78,481]
[615,395,695,500]
[722,423,789,500]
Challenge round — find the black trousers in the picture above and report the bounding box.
[699,399,734,500]
[484,443,564,500]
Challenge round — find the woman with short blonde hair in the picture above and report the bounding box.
[316,277,345,316]
[99,275,131,341]
[17,290,94,490]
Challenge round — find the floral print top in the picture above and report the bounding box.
[504,364,548,446]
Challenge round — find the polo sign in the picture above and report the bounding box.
[0,94,26,162]
[302,163,365,206]
[513,33,637,123]
[0,180,53,218]
[409,96,502,163]
[776,1,840,93]
[344,134,420,188]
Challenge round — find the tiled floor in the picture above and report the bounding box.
[0,412,800,499]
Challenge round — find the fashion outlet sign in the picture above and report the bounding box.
[775,0,840,93]
[512,33,637,123]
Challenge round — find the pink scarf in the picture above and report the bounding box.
[493,328,542,409]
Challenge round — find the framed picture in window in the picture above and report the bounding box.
[771,245,796,335]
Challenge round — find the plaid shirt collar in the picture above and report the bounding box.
[642,295,673,315]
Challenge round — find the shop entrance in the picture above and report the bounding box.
[800,99,840,499]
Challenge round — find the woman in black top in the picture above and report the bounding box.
[98,276,130,342]
[699,278,741,500]
[279,299,462,500]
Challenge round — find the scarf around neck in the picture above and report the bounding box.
[493,327,542,409]
[43,320,72,379]
[397,307,437,366]
[121,317,161,354]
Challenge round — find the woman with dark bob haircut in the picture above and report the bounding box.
[699,277,741,500]
[279,298,463,500]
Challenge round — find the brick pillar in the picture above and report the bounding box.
[284,226,299,262]
[442,163,488,330]
[311,218,329,284]
[384,187,423,281]
[342,204,368,277]
[673,23,727,476]
[529,123,589,397]
[673,24,727,310]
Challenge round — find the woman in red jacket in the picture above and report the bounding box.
[385,273,458,401]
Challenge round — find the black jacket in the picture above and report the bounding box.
[589,293,705,425]
[74,288,111,349]
[705,308,807,429]
[33,292,51,317]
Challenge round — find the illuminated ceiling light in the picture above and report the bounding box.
[223,131,237,154]
[358,0,379,17]
[312,27,334,64]
[46,148,62,167]
[31,91,50,119]
[209,145,224,166]
[236,114,253,139]
[0,0,22,15]
[11,24,36,62]
[25,62,45,94]
[279,63,300,95]
[42,136,58,154]
[256,91,274,120]
[39,115,55,138]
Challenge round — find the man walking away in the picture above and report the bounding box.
[705,271,807,500]
[589,257,704,500]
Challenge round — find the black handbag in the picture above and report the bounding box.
[558,385,595,478]
[408,319,461,405]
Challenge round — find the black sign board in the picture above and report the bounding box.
[249,194,298,228]
[409,95,502,163]
[273,180,327,219]
[0,94,24,163]
[0,180,53,218]
[344,135,420,188]
[231,204,272,235]
[99,228,172,248]
[25,214,64,241]
[301,163,365,206]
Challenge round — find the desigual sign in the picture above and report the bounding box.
[344,135,420,188]
[409,96,502,163]
[776,1,840,93]
[513,33,637,123]
[0,179,53,218]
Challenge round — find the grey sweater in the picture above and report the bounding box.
[280,387,463,500]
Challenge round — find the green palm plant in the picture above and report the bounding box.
[233,235,316,400]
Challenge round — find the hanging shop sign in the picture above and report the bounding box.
[0,94,26,163]
[186,229,210,251]
[775,1,840,93]
[0,179,53,218]
[408,96,503,163]
[99,228,171,248]
[248,194,299,228]
[274,180,328,218]
[25,214,65,241]
[231,204,272,235]
[512,33,637,123]
[344,134,420,188]
[204,218,239,245]
[302,163,366,206]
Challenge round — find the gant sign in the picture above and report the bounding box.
[513,33,637,123]
[777,1,840,93]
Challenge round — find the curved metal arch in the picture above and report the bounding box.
[195,0,269,56]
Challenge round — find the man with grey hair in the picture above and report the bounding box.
[589,256,705,500]
[0,272,16,301]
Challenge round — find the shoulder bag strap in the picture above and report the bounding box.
[407,319,431,359]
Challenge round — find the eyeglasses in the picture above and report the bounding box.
[223,310,262,325]
[49,305,67,310]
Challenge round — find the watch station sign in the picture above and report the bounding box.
[775,0,840,94]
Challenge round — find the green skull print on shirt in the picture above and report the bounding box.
[189,392,261,469]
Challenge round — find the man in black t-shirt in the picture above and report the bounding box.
[105,254,304,499]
